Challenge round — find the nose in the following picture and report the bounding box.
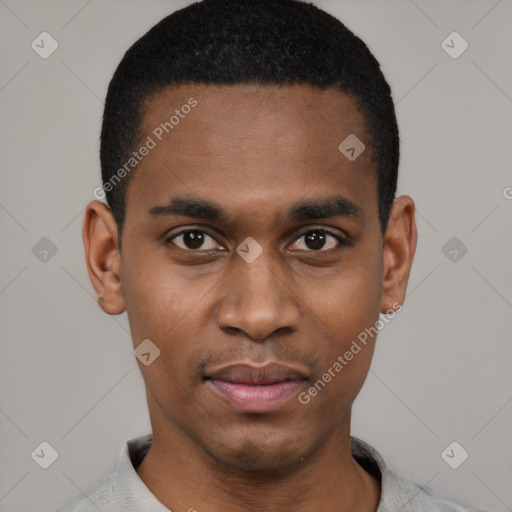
[217,253,301,341]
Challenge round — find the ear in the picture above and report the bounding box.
[380,195,417,314]
[82,200,126,315]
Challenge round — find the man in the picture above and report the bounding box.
[57,0,488,510]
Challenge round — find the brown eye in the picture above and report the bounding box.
[167,230,221,251]
[289,230,343,252]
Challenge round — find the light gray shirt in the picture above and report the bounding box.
[56,433,489,511]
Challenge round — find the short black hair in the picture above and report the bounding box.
[100,0,399,245]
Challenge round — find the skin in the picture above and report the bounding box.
[83,83,417,512]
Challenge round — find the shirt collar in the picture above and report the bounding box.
[114,433,403,511]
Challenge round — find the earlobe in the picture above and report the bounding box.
[380,195,417,314]
[82,200,126,315]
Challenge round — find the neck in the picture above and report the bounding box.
[136,403,380,512]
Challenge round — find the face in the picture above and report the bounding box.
[85,83,416,471]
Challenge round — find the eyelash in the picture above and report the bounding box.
[164,227,350,254]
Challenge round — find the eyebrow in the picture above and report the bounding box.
[148,195,362,222]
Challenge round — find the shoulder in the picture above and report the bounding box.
[389,470,489,512]
[54,433,157,512]
[54,472,117,512]
[350,437,489,512]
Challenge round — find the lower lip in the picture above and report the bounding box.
[208,379,305,413]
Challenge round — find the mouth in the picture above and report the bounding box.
[204,361,308,413]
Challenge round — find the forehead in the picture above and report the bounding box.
[125,83,376,221]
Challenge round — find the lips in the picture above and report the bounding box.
[206,362,308,384]
[204,362,308,413]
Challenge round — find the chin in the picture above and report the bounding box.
[204,435,306,472]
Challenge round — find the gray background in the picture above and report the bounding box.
[0,0,511,511]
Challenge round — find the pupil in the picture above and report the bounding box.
[184,231,204,249]
[305,232,326,250]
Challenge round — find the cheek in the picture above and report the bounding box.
[314,253,383,343]
[120,262,204,406]
[120,251,219,397]
[121,272,177,344]
[120,246,209,343]
[304,249,383,398]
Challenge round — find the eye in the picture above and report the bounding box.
[288,229,346,252]
[166,229,223,251]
